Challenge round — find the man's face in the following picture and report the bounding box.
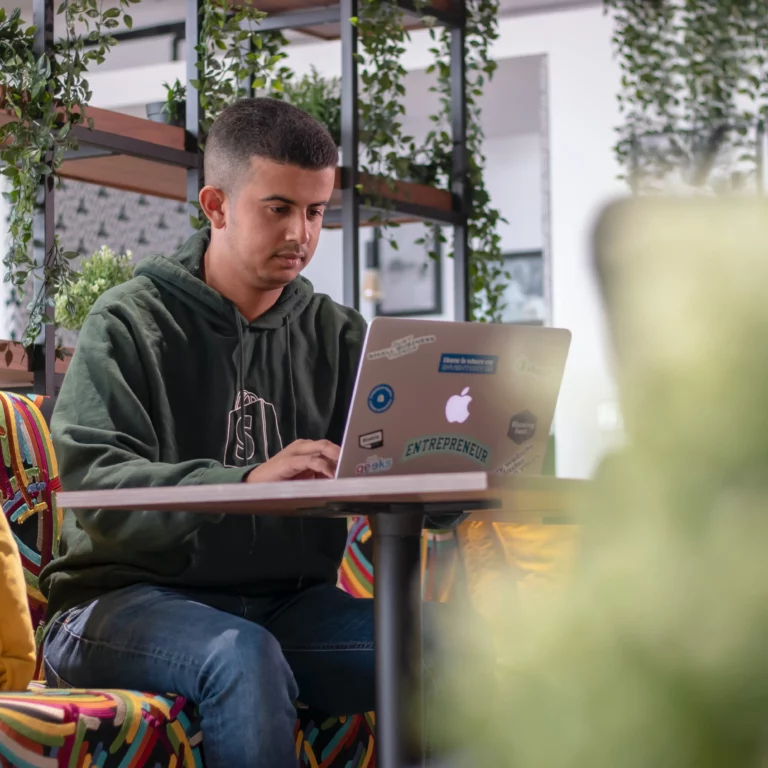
[221,156,336,290]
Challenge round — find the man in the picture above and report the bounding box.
[39,98,370,767]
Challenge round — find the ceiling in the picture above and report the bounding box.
[2,0,600,27]
[497,0,599,13]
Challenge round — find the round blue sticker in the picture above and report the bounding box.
[368,383,394,414]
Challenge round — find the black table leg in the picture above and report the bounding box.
[371,507,425,768]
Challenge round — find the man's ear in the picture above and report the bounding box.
[199,185,227,229]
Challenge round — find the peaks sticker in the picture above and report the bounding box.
[356,454,393,475]
[403,434,490,467]
[508,410,537,445]
[438,353,498,375]
[514,356,555,382]
[359,429,384,450]
[367,334,436,361]
[367,383,394,414]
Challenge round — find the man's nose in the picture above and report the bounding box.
[287,212,310,245]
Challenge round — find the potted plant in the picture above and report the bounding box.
[54,245,135,332]
[146,79,186,127]
[281,67,342,147]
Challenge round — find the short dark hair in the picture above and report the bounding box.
[203,97,339,192]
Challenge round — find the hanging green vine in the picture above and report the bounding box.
[187,0,292,229]
[193,0,291,139]
[0,0,137,348]
[605,0,768,194]
[420,0,506,322]
[352,0,419,244]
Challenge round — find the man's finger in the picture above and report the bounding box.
[304,456,335,478]
[287,439,340,461]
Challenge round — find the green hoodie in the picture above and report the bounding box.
[40,229,366,618]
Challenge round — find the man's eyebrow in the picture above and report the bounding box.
[261,195,329,207]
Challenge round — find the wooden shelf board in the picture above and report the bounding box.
[59,154,188,202]
[0,101,186,153]
[2,102,190,201]
[0,340,70,390]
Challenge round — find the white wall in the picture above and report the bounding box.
[303,130,544,321]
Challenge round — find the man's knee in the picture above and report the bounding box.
[199,623,299,704]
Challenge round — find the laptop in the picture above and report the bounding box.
[336,317,571,478]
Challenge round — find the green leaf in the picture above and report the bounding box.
[124,14,133,29]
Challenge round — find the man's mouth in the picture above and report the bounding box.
[274,252,304,266]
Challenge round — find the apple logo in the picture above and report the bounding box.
[445,386,472,424]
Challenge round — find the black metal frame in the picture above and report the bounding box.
[368,225,444,318]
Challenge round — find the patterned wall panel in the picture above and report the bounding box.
[7,180,192,345]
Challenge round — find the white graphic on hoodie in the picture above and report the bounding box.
[223,390,284,467]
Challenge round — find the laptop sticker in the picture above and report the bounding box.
[507,410,537,445]
[367,383,395,414]
[355,454,393,475]
[402,434,490,467]
[494,443,540,476]
[514,356,555,382]
[359,429,384,450]
[438,353,498,375]
[367,334,436,361]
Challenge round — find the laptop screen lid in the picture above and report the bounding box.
[336,317,571,478]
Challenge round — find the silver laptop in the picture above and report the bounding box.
[336,317,571,478]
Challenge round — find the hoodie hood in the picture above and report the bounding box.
[134,227,314,333]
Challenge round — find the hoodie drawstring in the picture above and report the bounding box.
[286,323,305,589]
[234,308,256,554]
[235,309,246,466]
[285,323,298,444]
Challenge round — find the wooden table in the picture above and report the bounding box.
[57,472,584,768]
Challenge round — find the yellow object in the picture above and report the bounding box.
[0,511,36,691]
[457,519,581,618]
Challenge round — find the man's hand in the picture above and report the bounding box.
[246,439,341,483]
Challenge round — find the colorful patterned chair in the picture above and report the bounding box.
[0,391,460,767]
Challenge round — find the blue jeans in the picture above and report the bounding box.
[42,582,380,767]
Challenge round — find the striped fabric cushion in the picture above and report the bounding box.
[339,516,461,602]
[0,392,62,674]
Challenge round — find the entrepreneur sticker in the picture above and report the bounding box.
[402,434,490,467]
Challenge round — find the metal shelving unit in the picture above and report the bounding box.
[4,0,470,395]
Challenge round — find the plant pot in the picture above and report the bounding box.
[403,162,440,187]
[145,101,185,128]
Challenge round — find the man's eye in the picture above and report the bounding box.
[308,209,324,218]
[270,207,289,214]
